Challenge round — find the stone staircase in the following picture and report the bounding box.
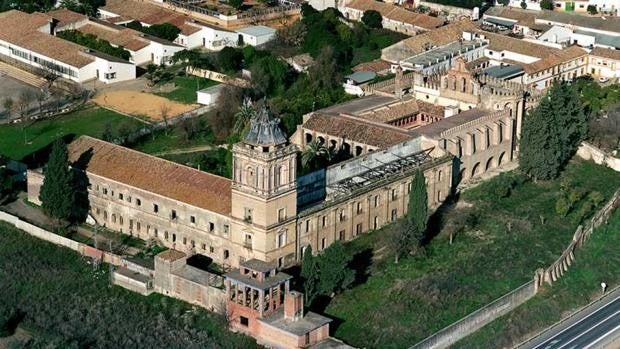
[0,61,47,88]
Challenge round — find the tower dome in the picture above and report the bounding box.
[243,104,288,147]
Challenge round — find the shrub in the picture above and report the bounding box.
[362,10,382,29]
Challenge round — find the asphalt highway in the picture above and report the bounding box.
[521,294,620,349]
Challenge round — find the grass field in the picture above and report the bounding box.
[0,222,260,349]
[322,160,620,349]
[0,106,144,160]
[453,209,620,349]
[131,114,216,155]
[156,76,218,104]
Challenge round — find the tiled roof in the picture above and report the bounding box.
[415,108,489,138]
[537,10,620,34]
[68,136,232,216]
[0,10,95,68]
[382,20,478,62]
[47,8,88,28]
[357,98,444,123]
[590,47,620,61]
[303,113,411,148]
[78,22,150,51]
[484,7,538,27]
[523,45,587,74]
[101,0,220,35]
[483,31,558,58]
[346,0,444,30]
[352,59,392,73]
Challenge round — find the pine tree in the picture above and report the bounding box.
[408,169,428,246]
[39,139,73,222]
[300,246,319,305]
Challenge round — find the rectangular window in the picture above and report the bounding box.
[210,246,214,253]
[153,204,159,213]
[322,216,327,227]
[190,216,196,224]
[278,208,286,222]
[339,230,345,240]
[119,193,123,200]
[374,195,379,207]
[223,225,230,235]
[127,196,131,203]
[391,189,397,201]
[244,208,253,223]
[391,209,397,222]
[171,210,177,220]
[305,220,310,233]
[209,222,215,232]
[321,237,326,250]
[356,223,362,236]
[136,222,141,232]
[103,188,108,195]
[183,237,187,245]
[339,209,345,222]
[240,316,249,327]
[356,202,362,214]
[136,198,141,206]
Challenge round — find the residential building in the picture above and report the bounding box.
[49,9,184,66]
[340,0,445,35]
[502,0,618,15]
[588,47,620,77]
[0,10,135,84]
[99,0,238,50]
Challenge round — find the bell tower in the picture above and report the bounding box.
[230,105,298,268]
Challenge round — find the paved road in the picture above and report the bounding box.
[521,291,620,349]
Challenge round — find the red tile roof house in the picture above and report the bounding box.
[98,0,238,51]
[0,10,136,84]
[49,8,185,66]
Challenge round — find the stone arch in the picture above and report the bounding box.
[305,133,313,144]
[504,102,513,117]
[329,139,338,150]
[497,152,506,167]
[471,162,481,178]
[342,142,351,155]
[485,157,494,172]
[355,145,363,156]
[459,168,467,182]
[317,136,325,145]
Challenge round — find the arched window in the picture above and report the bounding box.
[245,166,255,187]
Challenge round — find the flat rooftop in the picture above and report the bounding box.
[225,269,292,290]
[236,25,276,37]
[260,309,332,337]
[483,64,524,79]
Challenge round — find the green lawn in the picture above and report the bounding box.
[0,106,144,161]
[0,222,260,348]
[155,76,218,104]
[131,114,216,154]
[453,209,620,349]
[322,160,620,349]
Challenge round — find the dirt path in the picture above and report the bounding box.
[153,144,229,156]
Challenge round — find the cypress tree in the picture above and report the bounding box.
[408,169,428,247]
[39,139,73,222]
[317,242,354,297]
[520,82,587,180]
[300,246,319,305]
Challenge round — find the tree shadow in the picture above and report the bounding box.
[423,191,459,246]
[349,247,373,287]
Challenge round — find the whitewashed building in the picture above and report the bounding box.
[0,10,135,84]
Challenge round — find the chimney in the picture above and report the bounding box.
[284,291,304,321]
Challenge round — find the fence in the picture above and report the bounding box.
[411,189,620,349]
[0,210,148,274]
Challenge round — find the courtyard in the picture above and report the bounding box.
[0,76,39,117]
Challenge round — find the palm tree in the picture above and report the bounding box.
[233,98,255,136]
[302,140,336,170]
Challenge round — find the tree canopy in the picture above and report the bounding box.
[520,82,588,180]
[39,139,74,222]
[301,243,354,305]
[540,0,554,10]
[362,10,383,29]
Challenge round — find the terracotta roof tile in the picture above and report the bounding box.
[47,8,88,28]
[0,10,95,68]
[590,47,620,61]
[352,59,392,73]
[522,45,587,74]
[68,136,232,216]
[78,22,150,51]
[357,98,444,123]
[346,0,444,30]
[303,113,411,148]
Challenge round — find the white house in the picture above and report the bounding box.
[0,10,135,84]
[235,26,276,47]
[588,47,620,78]
[49,10,184,66]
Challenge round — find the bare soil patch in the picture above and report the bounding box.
[92,90,198,121]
